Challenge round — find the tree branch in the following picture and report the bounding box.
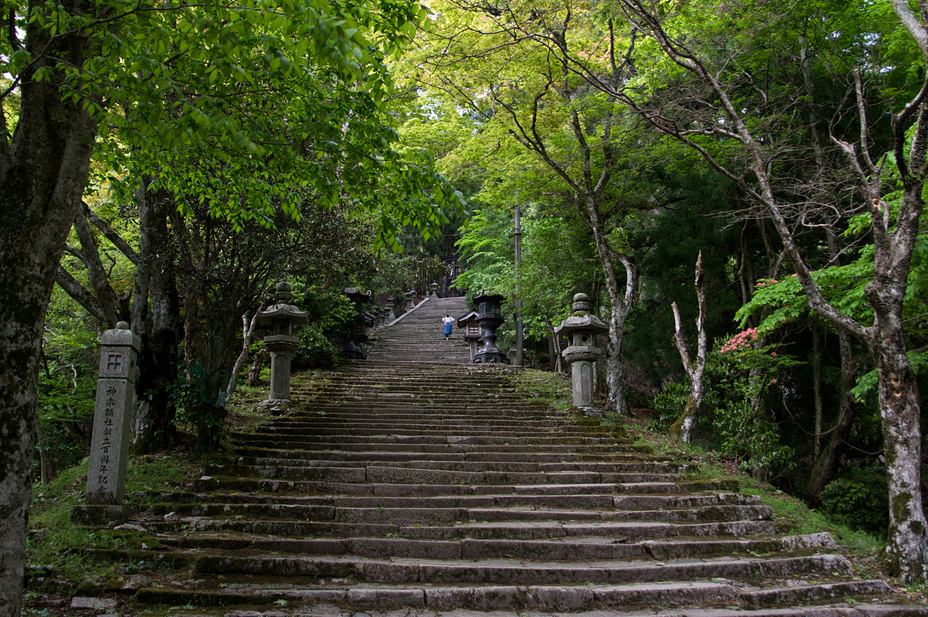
[55,265,107,323]
[84,202,139,264]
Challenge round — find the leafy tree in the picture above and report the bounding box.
[588,0,928,581]
[413,0,670,412]
[0,0,459,611]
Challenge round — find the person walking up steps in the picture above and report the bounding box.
[442,314,454,340]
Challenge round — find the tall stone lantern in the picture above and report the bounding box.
[472,292,510,364]
[342,288,374,359]
[555,293,608,416]
[257,282,308,405]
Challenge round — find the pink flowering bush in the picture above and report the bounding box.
[703,331,800,474]
[719,328,757,354]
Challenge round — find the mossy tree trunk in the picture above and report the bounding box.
[132,183,181,453]
[0,2,98,610]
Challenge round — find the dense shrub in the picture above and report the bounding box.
[818,467,889,536]
[292,324,344,370]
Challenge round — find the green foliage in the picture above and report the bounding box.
[704,332,801,473]
[651,329,803,473]
[455,207,516,297]
[5,0,462,249]
[36,291,103,478]
[650,380,691,430]
[298,286,358,334]
[171,368,228,451]
[292,324,344,371]
[819,467,890,536]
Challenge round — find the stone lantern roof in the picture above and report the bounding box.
[257,282,309,327]
[554,293,608,337]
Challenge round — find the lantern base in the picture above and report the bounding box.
[473,350,511,364]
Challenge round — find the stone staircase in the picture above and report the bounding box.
[366,296,472,363]
[114,346,928,614]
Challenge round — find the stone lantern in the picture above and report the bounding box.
[430,282,439,298]
[555,293,608,416]
[472,292,510,364]
[457,310,483,362]
[342,288,374,359]
[257,282,308,405]
[405,289,416,311]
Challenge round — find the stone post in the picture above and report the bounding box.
[72,322,140,525]
[472,292,510,364]
[555,293,609,416]
[257,283,308,410]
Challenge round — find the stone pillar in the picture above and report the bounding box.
[73,322,140,525]
[555,293,609,416]
[265,336,300,400]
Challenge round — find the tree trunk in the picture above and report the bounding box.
[669,253,708,444]
[807,328,855,504]
[812,324,823,459]
[247,348,267,386]
[132,184,180,453]
[226,312,261,399]
[581,197,636,415]
[871,298,928,581]
[0,17,97,610]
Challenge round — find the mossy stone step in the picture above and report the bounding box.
[120,332,922,615]
[187,552,852,584]
[216,457,689,474]
[143,502,771,525]
[149,531,833,562]
[149,517,779,540]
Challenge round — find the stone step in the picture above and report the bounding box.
[228,434,628,447]
[153,531,832,562]
[218,457,688,474]
[116,329,921,616]
[144,502,771,524]
[239,427,615,439]
[272,416,562,426]
[133,582,926,615]
[183,552,854,584]
[201,463,686,485]
[139,490,761,510]
[226,448,660,464]
[228,441,654,455]
[193,477,739,496]
[149,517,778,540]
